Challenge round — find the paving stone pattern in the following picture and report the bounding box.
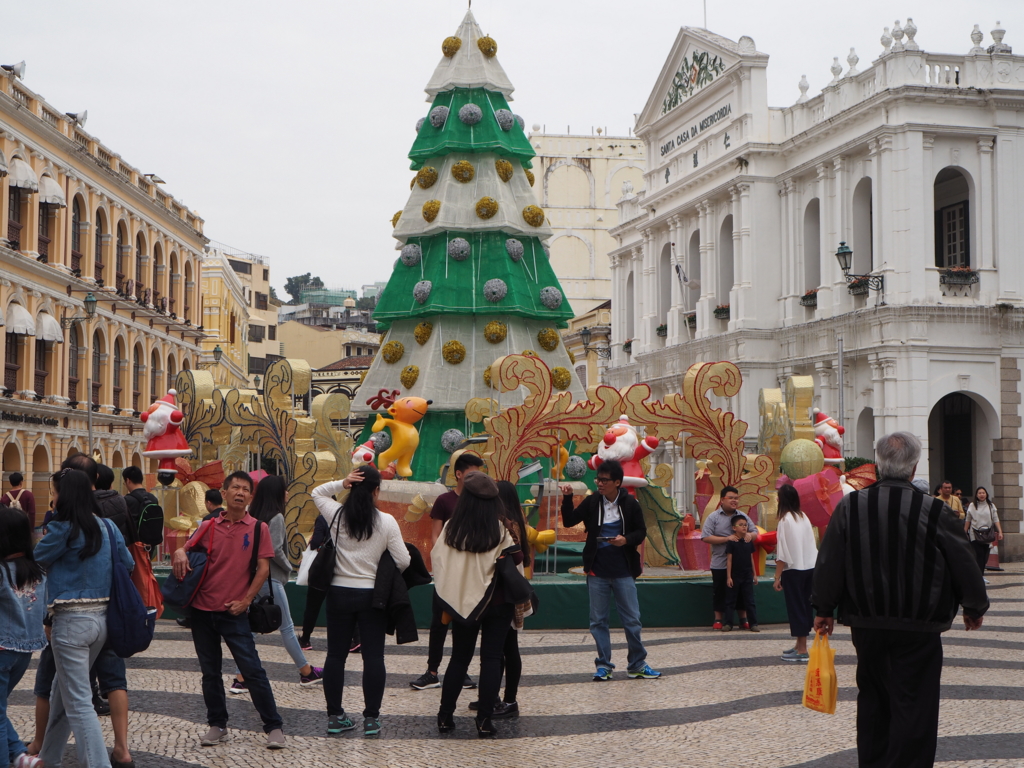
[10,565,1024,767]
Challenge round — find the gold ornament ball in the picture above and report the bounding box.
[392,210,402,227]
[400,365,420,389]
[525,169,535,187]
[451,160,475,183]
[422,199,441,222]
[521,349,537,357]
[779,438,826,480]
[495,159,513,183]
[417,166,438,189]
[483,320,507,344]
[477,36,498,58]
[522,204,545,227]
[414,321,433,345]
[442,340,467,365]
[567,348,576,364]
[551,367,572,391]
[410,176,416,189]
[476,196,499,219]
[381,340,405,365]
[482,366,493,388]
[537,328,559,352]
[442,36,462,57]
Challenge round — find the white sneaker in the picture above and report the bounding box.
[983,578,991,584]
[14,754,44,768]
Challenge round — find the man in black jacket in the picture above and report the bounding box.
[561,460,661,681]
[812,431,988,768]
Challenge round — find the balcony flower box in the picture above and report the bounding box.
[656,324,667,337]
[713,304,730,320]
[685,313,697,329]
[622,340,632,355]
[800,290,818,308]
[848,278,870,296]
[939,267,979,286]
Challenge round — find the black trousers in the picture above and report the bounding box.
[780,568,814,638]
[300,587,327,640]
[851,627,943,768]
[427,590,450,672]
[439,602,513,719]
[711,568,747,615]
[970,540,990,573]
[323,586,387,719]
[723,575,756,626]
[500,628,521,703]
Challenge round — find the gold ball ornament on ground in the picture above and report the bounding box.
[522,205,545,227]
[477,36,498,57]
[537,328,559,351]
[414,322,433,345]
[551,367,572,391]
[483,320,507,344]
[495,159,514,182]
[476,197,499,219]
[422,199,441,222]
[381,340,405,364]
[417,166,438,189]
[525,170,535,186]
[451,160,475,183]
[400,365,420,389]
[442,36,462,57]
[442,340,467,364]
[779,438,826,480]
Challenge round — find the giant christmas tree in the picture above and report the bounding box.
[354,9,585,480]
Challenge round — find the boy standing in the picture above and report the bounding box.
[724,516,759,632]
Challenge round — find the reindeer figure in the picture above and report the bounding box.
[366,389,432,479]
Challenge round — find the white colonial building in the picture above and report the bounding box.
[607,22,1024,558]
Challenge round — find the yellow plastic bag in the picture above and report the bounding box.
[802,632,837,714]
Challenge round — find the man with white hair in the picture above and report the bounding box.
[812,431,988,768]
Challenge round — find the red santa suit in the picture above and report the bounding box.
[588,416,659,494]
[141,390,192,474]
[812,408,845,465]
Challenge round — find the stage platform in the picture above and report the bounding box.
[157,567,789,631]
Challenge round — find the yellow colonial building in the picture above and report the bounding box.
[199,247,251,389]
[0,66,206,520]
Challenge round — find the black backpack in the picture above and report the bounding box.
[131,490,164,547]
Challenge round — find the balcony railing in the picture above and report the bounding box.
[94,261,104,283]
[4,364,19,392]
[34,369,47,398]
[92,380,101,407]
[71,250,82,272]
[113,386,121,410]
[37,234,50,263]
[68,377,79,404]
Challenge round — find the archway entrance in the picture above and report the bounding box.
[927,392,996,496]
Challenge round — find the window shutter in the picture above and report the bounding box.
[934,209,943,268]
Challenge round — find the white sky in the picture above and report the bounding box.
[2,0,1019,296]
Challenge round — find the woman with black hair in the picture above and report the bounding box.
[0,504,47,768]
[965,487,1002,577]
[231,475,322,694]
[433,473,522,737]
[312,465,410,737]
[772,483,818,663]
[34,469,134,768]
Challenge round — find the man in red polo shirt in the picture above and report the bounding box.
[172,471,285,750]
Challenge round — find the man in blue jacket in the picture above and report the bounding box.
[561,460,661,681]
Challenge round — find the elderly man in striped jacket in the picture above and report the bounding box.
[812,431,988,768]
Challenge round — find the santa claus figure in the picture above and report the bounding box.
[588,416,659,494]
[351,438,376,467]
[141,389,192,485]
[812,408,845,466]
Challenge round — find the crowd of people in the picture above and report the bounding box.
[0,433,995,765]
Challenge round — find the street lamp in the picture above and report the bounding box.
[253,375,261,390]
[579,326,611,359]
[60,293,98,328]
[196,344,223,370]
[835,241,884,292]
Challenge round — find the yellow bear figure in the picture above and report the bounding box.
[372,394,432,478]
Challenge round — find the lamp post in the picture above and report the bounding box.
[196,344,223,370]
[835,242,884,292]
[579,326,611,359]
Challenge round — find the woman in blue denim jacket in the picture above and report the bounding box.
[33,469,133,768]
[0,505,47,768]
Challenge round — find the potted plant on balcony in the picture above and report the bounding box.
[848,277,870,296]
[622,339,633,355]
[713,304,730,320]
[685,312,697,329]
[800,288,818,308]
[656,323,667,337]
[939,265,979,286]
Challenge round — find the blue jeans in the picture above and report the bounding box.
[40,609,111,768]
[236,580,308,675]
[0,649,31,764]
[190,609,283,733]
[587,575,648,673]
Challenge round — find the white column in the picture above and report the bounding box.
[921,134,935,296]
[697,201,715,338]
[977,137,995,270]
[667,216,683,344]
[728,187,741,330]
[639,229,654,352]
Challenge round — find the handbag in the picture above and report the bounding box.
[495,547,535,605]
[247,519,283,634]
[101,519,157,658]
[160,521,215,609]
[295,548,318,587]
[973,504,999,544]
[128,542,164,619]
[803,632,838,714]
[307,511,343,592]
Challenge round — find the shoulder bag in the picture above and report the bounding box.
[307,508,344,592]
[247,520,283,634]
[495,546,535,606]
[974,504,999,544]
[160,521,216,609]
[102,519,157,658]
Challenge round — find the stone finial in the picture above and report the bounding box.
[881,27,892,54]
[846,48,860,77]
[989,21,1012,54]
[904,18,919,50]
[969,24,985,54]
[892,20,905,52]
[830,57,842,84]
[797,74,810,103]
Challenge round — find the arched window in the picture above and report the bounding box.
[184,260,194,322]
[7,182,24,251]
[34,338,49,399]
[168,253,178,314]
[658,243,672,322]
[803,198,821,294]
[132,346,143,412]
[94,210,106,283]
[135,234,146,293]
[4,331,21,393]
[933,167,971,268]
[625,272,635,341]
[852,178,873,274]
[686,229,701,314]
[166,354,176,392]
[150,350,159,402]
[112,340,124,411]
[68,325,80,404]
[718,215,735,310]
[71,199,83,272]
[91,331,103,408]
[116,223,128,289]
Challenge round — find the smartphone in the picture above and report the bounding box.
[596,536,614,542]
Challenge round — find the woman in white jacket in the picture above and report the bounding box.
[772,484,818,662]
[311,464,409,738]
[964,487,1002,577]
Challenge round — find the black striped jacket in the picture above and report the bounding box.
[812,479,989,632]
